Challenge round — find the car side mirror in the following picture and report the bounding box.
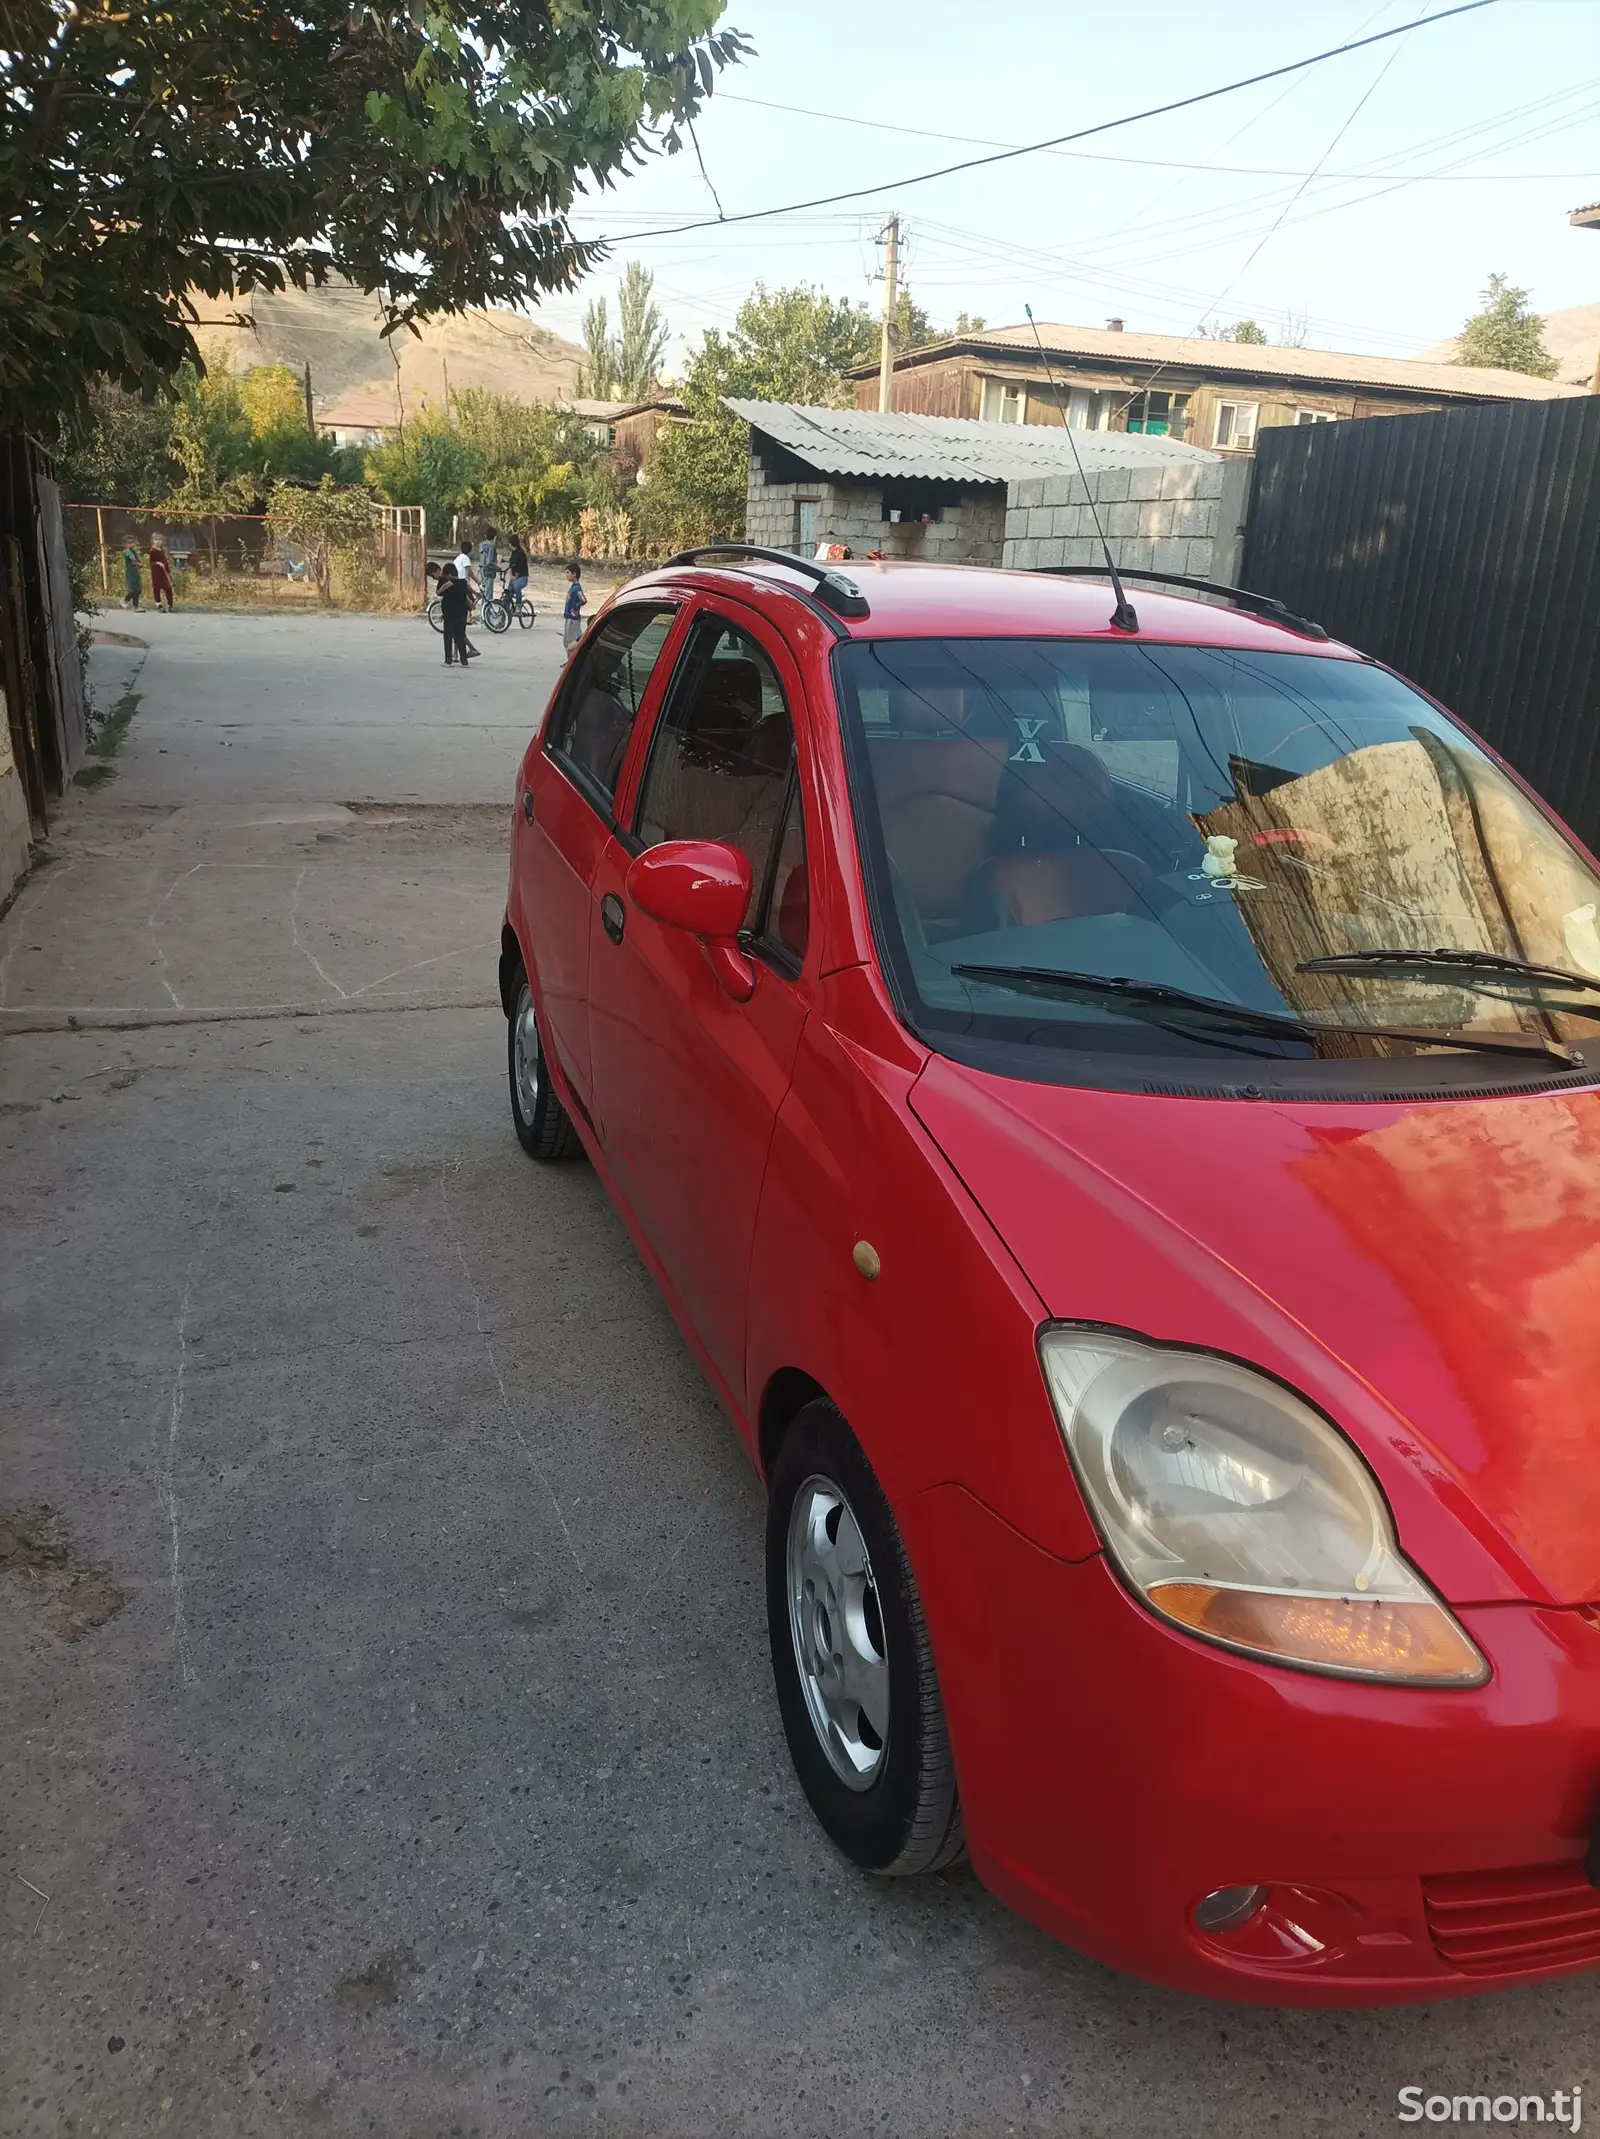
[624,840,757,1001]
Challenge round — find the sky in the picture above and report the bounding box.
[528,0,1600,372]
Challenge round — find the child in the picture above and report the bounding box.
[438,563,470,669]
[148,536,174,612]
[505,536,529,615]
[562,562,587,657]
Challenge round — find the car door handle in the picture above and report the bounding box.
[521,789,534,825]
[600,892,626,946]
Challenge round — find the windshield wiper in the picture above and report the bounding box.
[950,963,1587,1068]
[1299,947,1600,1011]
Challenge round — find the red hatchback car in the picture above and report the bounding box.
[501,548,1600,2006]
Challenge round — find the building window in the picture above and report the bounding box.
[979,378,1026,425]
[1067,387,1109,431]
[795,498,819,554]
[1213,400,1260,450]
[881,481,946,524]
[1294,409,1336,425]
[1125,390,1189,438]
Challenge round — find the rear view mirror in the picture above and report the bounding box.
[624,840,756,1000]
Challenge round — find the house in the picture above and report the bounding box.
[847,321,1583,454]
[315,390,400,452]
[730,399,1248,579]
[610,395,687,483]
[562,394,686,472]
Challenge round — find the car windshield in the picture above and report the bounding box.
[834,637,1600,1072]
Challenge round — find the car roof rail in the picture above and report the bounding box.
[661,542,872,620]
[1028,565,1327,641]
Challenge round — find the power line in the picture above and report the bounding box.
[1102,6,1434,422]
[601,0,1502,243]
[1195,1,1429,335]
[713,90,1585,179]
[1012,74,1600,271]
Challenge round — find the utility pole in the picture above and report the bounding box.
[877,214,900,413]
[303,363,316,438]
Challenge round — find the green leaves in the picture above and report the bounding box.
[1455,273,1560,379]
[637,280,877,552]
[265,475,379,601]
[5,1,750,436]
[363,387,600,531]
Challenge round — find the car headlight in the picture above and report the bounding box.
[1038,1329,1487,1687]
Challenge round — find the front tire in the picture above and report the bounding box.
[507,967,580,1160]
[766,1401,964,1875]
[426,597,444,633]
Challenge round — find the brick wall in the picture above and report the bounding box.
[1002,456,1252,582]
[745,463,1007,564]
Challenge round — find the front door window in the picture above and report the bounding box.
[634,618,797,928]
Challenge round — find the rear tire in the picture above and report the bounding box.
[507,966,580,1160]
[426,597,444,633]
[766,1400,964,1875]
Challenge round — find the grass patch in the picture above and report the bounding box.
[74,688,141,787]
[89,690,140,760]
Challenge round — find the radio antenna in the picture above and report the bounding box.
[1024,305,1137,633]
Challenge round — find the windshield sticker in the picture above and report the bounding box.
[1009,718,1049,765]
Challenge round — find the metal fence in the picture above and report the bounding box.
[1241,394,1600,852]
[68,501,429,606]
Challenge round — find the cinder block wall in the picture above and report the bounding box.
[1002,457,1252,582]
[745,466,1006,564]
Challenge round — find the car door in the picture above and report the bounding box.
[587,602,815,1404]
[517,600,684,1109]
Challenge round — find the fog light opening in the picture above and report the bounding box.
[1194,1884,1268,1933]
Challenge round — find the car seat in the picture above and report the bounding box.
[962,742,1160,931]
[868,690,1010,935]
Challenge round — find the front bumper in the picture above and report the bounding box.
[898,1483,1600,2005]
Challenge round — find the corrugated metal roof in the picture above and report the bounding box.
[844,323,1584,401]
[561,394,686,420]
[722,399,1215,485]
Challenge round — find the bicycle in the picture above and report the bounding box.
[480,591,536,634]
[426,593,486,633]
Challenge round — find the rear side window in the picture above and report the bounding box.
[545,604,677,806]
[635,618,796,914]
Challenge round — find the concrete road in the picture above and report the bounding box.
[4,615,1599,2139]
[93,606,569,805]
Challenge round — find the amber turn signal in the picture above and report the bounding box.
[1148,1582,1488,1686]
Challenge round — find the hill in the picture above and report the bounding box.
[189,280,585,416]
[1420,300,1598,389]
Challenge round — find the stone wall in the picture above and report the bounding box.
[745,465,1007,565]
[1002,455,1252,583]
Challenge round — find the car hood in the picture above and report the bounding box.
[910,1056,1600,1607]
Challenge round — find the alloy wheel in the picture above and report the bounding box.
[786,1475,890,1790]
[512,984,542,1123]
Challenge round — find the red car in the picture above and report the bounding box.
[501,547,1600,2006]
